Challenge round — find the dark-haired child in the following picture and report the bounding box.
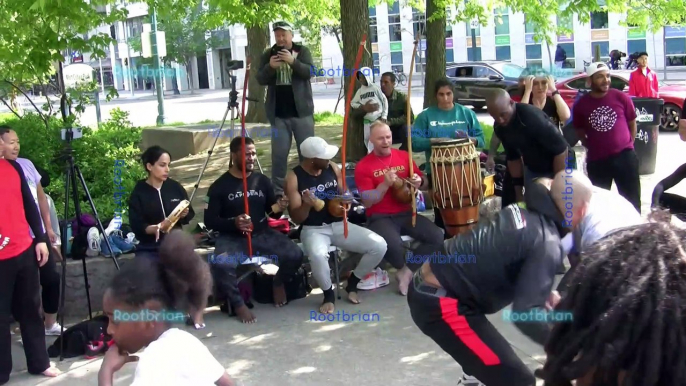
[98,231,234,386]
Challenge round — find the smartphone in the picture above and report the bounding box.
[271,45,285,57]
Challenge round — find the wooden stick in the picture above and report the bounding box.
[340,33,367,239]
[406,39,419,227]
[240,60,253,257]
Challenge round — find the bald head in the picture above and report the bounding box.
[551,169,593,228]
[369,121,393,156]
[486,89,515,127]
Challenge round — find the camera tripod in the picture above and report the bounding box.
[190,60,262,202]
[56,61,120,361]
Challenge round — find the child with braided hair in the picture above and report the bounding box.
[97,230,234,386]
[541,213,686,386]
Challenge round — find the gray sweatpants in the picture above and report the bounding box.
[300,221,387,291]
[271,115,315,195]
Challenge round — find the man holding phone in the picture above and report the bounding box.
[257,21,315,197]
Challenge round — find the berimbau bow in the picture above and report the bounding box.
[340,33,367,239]
[406,39,419,226]
[240,59,253,257]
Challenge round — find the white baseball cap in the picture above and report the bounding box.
[585,62,610,78]
[300,137,339,160]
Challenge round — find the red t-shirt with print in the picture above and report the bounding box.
[354,148,422,216]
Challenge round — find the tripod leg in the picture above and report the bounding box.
[68,164,93,321]
[189,103,233,202]
[59,165,72,362]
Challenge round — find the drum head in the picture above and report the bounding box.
[431,138,471,147]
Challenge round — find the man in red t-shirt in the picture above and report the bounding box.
[355,122,444,295]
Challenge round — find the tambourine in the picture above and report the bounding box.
[162,200,190,232]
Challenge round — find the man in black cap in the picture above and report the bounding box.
[257,21,315,197]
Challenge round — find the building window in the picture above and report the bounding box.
[590,11,608,29]
[494,7,510,61]
[467,47,482,61]
[412,8,426,38]
[665,27,686,67]
[525,16,536,34]
[526,44,543,68]
[369,6,378,44]
[373,53,379,67]
[391,51,403,73]
[557,42,575,68]
[627,39,646,55]
[414,53,425,72]
[388,3,401,42]
[494,7,509,36]
[445,8,453,38]
[447,49,454,63]
[591,41,610,61]
[496,46,511,61]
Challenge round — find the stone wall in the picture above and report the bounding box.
[58,248,214,318]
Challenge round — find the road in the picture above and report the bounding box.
[1,84,486,128]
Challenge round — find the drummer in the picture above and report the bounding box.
[411,78,485,235]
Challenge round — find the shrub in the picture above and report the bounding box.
[0,108,146,223]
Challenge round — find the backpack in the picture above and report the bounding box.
[47,315,111,358]
[252,265,311,304]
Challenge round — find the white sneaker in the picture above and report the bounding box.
[458,374,485,386]
[357,271,378,290]
[104,217,122,236]
[357,268,390,290]
[375,268,390,288]
[86,227,101,257]
[45,323,63,336]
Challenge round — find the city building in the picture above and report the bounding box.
[321,2,686,80]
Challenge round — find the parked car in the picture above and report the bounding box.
[554,71,686,131]
[446,61,524,110]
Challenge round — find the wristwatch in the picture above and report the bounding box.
[552,90,560,96]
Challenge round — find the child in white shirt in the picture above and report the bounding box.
[350,67,388,153]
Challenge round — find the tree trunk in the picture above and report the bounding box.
[340,0,371,162]
[245,25,269,123]
[186,63,194,94]
[423,0,446,109]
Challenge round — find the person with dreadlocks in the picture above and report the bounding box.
[540,216,686,386]
[98,231,234,386]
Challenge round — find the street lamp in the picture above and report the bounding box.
[141,10,167,125]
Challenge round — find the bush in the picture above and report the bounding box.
[480,122,505,153]
[0,109,146,223]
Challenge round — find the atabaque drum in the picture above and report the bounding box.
[430,139,483,236]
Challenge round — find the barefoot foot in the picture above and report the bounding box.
[347,291,360,304]
[42,367,61,377]
[319,302,335,314]
[396,266,413,296]
[235,304,256,324]
[273,283,287,307]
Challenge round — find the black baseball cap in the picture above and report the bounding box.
[273,21,293,32]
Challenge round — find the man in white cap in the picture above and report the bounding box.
[571,62,641,213]
[285,137,387,313]
[256,21,315,197]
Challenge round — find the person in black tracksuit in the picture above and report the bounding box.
[651,163,686,221]
[407,182,569,386]
[128,146,195,260]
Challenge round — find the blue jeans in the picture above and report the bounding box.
[100,234,135,256]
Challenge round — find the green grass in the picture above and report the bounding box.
[313,111,344,125]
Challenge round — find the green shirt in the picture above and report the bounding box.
[411,104,485,175]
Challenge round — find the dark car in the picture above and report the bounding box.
[446,61,525,110]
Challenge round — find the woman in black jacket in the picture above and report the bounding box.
[128,146,195,258]
[128,146,205,328]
